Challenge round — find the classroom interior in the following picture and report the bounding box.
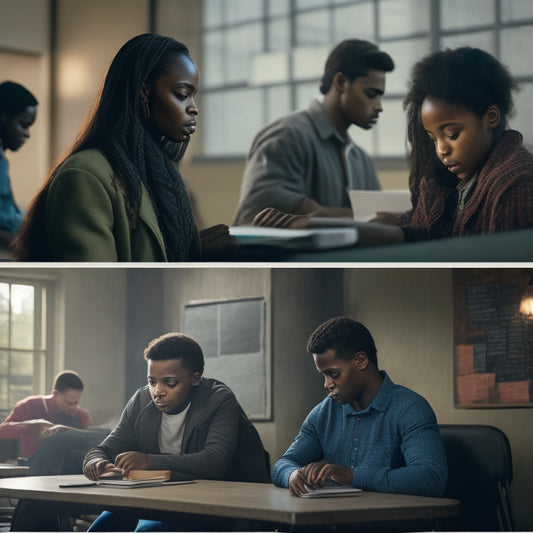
[1,1,533,531]
[1,0,533,229]
[1,267,532,530]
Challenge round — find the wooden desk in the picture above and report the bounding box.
[0,464,29,478]
[0,474,460,532]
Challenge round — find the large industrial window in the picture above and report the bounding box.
[0,278,54,420]
[200,0,533,159]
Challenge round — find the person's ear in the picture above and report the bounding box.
[485,105,501,130]
[191,372,202,386]
[333,72,348,94]
[353,351,369,370]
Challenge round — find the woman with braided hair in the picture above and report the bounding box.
[13,33,234,261]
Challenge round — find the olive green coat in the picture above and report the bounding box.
[45,149,167,261]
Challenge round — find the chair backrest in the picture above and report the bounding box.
[439,424,515,531]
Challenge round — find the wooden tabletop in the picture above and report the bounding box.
[0,474,459,529]
[0,463,30,478]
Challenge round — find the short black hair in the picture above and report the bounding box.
[53,371,84,393]
[0,81,38,116]
[144,332,204,374]
[320,39,394,94]
[307,317,378,368]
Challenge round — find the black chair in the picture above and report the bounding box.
[439,424,515,531]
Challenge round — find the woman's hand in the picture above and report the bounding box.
[199,224,237,260]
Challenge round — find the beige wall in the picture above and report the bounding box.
[0,0,50,208]
[343,268,533,531]
[53,0,150,157]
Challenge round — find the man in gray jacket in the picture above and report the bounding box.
[233,39,394,225]
[10,333,269,531]
[84,332,270,531]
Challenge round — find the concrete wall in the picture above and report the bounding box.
[51,268,127,426]
[160,267,343,461]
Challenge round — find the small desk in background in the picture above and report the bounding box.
[0,464,29,478]
[0,474,460,532]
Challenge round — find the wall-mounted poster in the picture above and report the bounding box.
[453,269,533,408]
[182,297,270,420]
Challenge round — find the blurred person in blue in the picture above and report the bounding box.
[0,81,37,239]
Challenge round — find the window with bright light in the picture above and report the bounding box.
[200,0,533,158]
[0,279,52,420]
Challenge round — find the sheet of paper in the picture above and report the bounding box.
[349,190,411,222]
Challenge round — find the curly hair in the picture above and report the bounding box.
[144,332,204,375]
[306,316,378,368]
[14,33,199,261]
[403,47,519,211]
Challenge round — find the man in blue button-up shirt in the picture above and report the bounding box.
[272,317,447,497]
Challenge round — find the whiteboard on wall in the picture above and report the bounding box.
[183,297,270,420]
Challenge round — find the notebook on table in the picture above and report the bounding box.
[229,226,358,250]
[300,480,362,498]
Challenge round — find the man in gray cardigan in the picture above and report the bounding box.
[84,332,270,531]
[11,333,269,532]
[84,332,268,484]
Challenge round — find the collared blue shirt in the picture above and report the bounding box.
[272,372,447,497]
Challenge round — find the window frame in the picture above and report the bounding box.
[0,274,56,420]
[199,0,533,161]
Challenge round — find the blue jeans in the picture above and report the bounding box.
[88,509,235,531]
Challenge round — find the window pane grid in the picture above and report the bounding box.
[0,280,50,420]
[201,0,533,158]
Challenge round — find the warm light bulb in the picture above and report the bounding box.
[520,295,533,316]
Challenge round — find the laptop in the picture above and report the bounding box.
[348,190,411,222]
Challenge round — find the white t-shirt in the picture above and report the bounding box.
[158,404,191,454]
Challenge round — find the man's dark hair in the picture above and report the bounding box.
[53,370,84,393]
[320,39,394,94]
[307,317,378,368]
[0,81,38,117]
[144,332,204,374]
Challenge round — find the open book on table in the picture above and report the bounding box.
[300,479,362,498]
